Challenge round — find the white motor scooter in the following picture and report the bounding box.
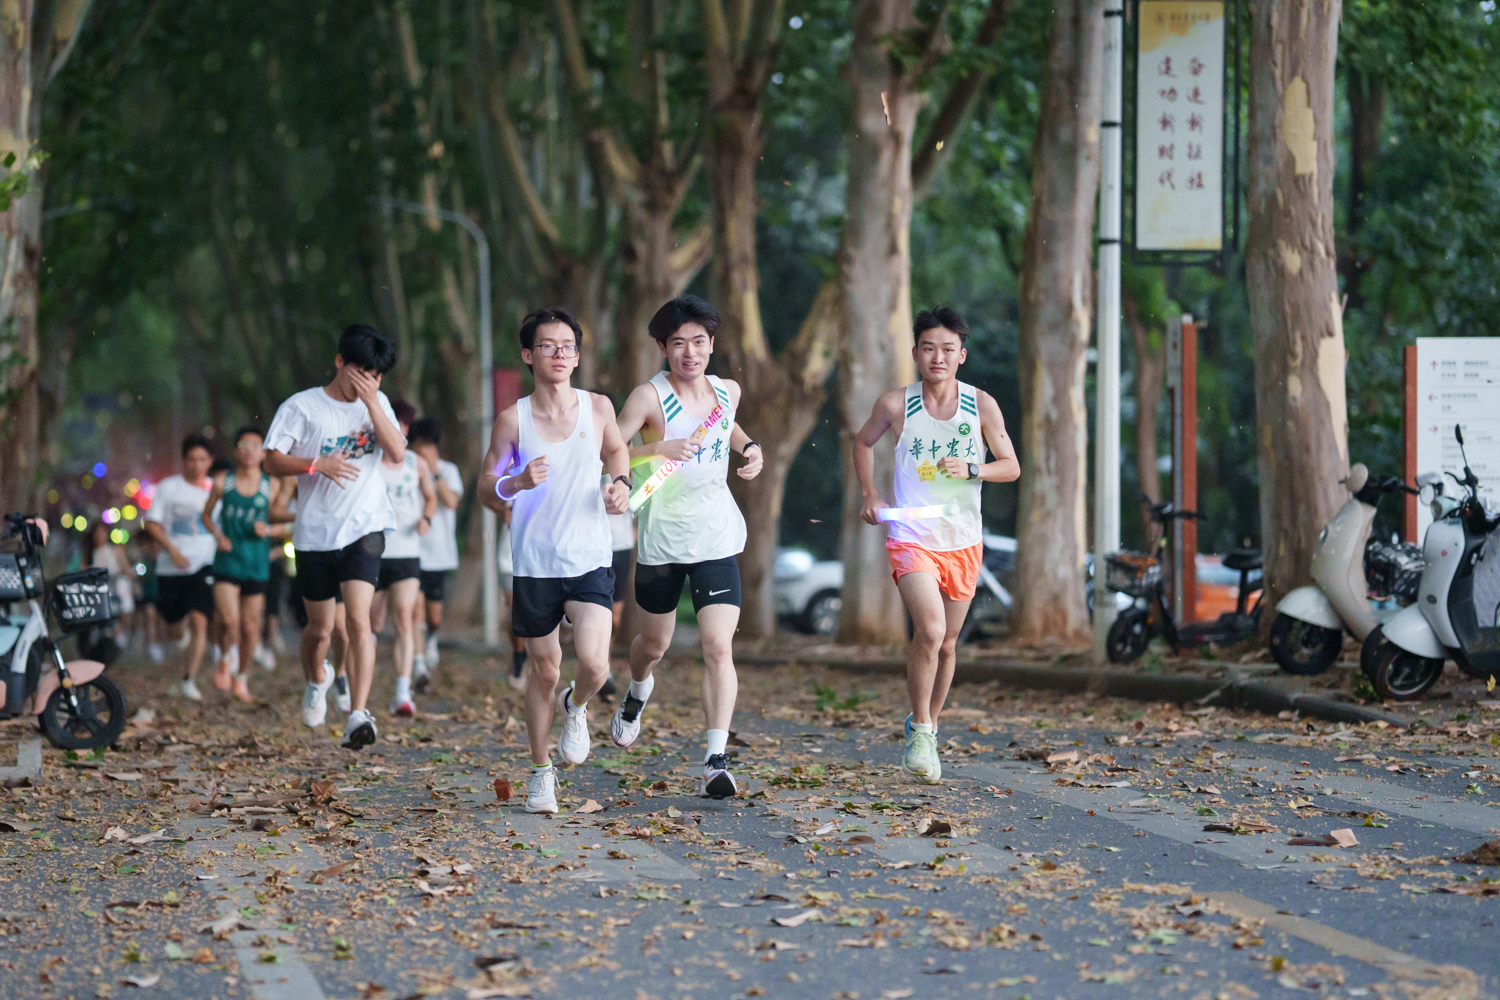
[1369,426,1500,701]
[1268,463,1421,675]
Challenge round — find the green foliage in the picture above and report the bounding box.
[813,683,871,712]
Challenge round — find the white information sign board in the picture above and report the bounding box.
[1134,1,1224,252]
[1414,337,1500,539]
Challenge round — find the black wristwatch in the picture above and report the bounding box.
[742,441,761,455]
[613,475,630,488]
[967,463,980,481]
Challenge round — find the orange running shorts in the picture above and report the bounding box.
[885,540,982,602]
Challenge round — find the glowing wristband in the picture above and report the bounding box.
[307,461,317,476]
[876,504,960,522]
[628,402,727,512]
[494,477,515,501]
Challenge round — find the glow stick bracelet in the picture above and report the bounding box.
[877,503,960,522]
[628,402,726,512]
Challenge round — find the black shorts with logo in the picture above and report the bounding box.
[157,567,216,625]
[296,532,385,603]
[418,570,448,603]
[512,566,615,638]
[634,556,741,616]
[376,557,421,591]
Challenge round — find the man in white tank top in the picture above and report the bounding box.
[612,296,764,800]
[853,308,1019,784]
[478,309,631,815]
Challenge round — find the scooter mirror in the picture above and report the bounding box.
[1344,463,1369,494]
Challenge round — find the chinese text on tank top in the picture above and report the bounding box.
[890,382,985,552]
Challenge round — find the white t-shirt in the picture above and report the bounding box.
[146,474,217,576]
[419,459,463,571]
[265,387,400,552]
[379,453,425,560]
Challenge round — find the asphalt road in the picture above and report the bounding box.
[1,642,1497,1000]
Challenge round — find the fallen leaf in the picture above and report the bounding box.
[120,974,160,988]
[1455,841,1500,866]
[199,913,239,938]
[128,829,170,846]
[1287,835,1337,847]
[1045,751,1079,764]
[771,908,821,928]
[106,772,144,782]
[1329,828,1359,849]
[754,939,799,951]
[0,819,41,833]
[881,990,914,999]
[102,826,130,842]
[493,778,512,802]
[916,818,952,838]
[575,799,604,814]
[309,780,337,804]
[845,835,876,845]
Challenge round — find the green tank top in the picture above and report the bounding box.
[212,472,272,582]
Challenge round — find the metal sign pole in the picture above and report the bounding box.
[1094,1,1125,662]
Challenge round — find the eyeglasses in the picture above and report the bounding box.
[532,343,580,358]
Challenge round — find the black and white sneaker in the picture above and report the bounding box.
[701,753,737,799]
[342,709,377,751]
[610,692,647,747]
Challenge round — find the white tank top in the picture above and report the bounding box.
[509,390,612,579]
[890,381,985,552]
[380,453,424,559]
[633,373,746,566]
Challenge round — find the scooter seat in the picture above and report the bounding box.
[1223,548,1262,571]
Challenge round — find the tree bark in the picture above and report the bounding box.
[1246,0,1347,622]
[1011,0,1103,644]
[1123,288,1165,553]
[0,0,91,513]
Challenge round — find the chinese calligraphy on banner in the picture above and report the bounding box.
[1135,1,1224,251]
[1414,338,1500,539]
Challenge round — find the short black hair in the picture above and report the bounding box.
[209,457,233,475]
[408,417,442,448]
[234,425,264,446]
[519,308,582,353]
[648,295,720,344]
[913,306,969,347]
[182,433,213,458]
[338,323,397,374]
[391,399,417,428]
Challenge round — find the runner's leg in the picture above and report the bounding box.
[566,601,612,706]
[695,604,739,732]
[627,610,676,686]
[524,626,563,766]
[212,582,242,690]
[929,590,969,723]
[183,609,209,682]
[236,593,264,701]
[301,598,335,686]
[388,578,420,714]
[897,572,949,726]
[341,579,377,714]
[370,590,389,636]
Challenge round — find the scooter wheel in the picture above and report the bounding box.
[41,674,126,751]
[1359,625,1385,682]
[1369,642,1445,702]
[1269,613,1342,675]
[1106,609,1152,664]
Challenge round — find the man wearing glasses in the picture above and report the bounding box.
[477,308,631,814]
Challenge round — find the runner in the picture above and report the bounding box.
[88,521,135,650]
[260,541,287,668]
[477,308,630,815]
[139,534,165,663]
[201,426,288,703]
[263,324,403,750]
[143,434,219,701]
[270,476,353,714]
[370,400,437,718]
[852,307,1018,783]
[408,416,462,692]
[610,295,763,799]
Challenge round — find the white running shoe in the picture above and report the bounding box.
[254,646,276,671]
[903,728,942,784]
[701,754,738,799]
[332,673,352,714]
[557,684,590,764]
[147,643,165,665]
[301,666,333,728]
[342,709,377,750]
[610,690,648,748]
[525,766,558,814]
[178,678,203,702]
[390,695,416,718]
[413,656,431,694]
[507,650,528,691]
[425,634,440,665]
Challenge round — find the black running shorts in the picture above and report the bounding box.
[156,567,215,625]
[418,570,448,603]
[376,557,421,591]
[610,549,631,603]
[512,566,615,638]
[634,556,741,616]
[296,532,385,603]
[214,574,268,598]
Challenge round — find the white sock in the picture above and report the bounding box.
[316,663,334,689]
[532,760,552,773]
[912,722,935,734]
[567,687,585,712]
[226,645,240,676]
[704,729,729,762]
[627,675,655,702]
[395,676,411,702]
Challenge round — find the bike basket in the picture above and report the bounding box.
[0,553,23,602]
[1105,552,1161,597]
[50,567,115,632]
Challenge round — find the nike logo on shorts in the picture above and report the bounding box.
[708,589,730,596]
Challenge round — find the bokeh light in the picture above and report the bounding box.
[46,489,59,504]
[92,462,108,478]
[110,528,129,544]
[80,473,94,489]
[60,513,73,529]
[283,542,296,559]
[74,516,87,531]
[137,495,152,511]
[125,478,140,495]
[122,504,138,520]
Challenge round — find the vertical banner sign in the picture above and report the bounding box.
[1413,338,1500,540]
[1134,2,1225,252]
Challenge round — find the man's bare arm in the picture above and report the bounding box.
[477,407,522,513]
[855,390,904,525]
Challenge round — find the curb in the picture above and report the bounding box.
[0,738,42,788]
[738,656,1409,727]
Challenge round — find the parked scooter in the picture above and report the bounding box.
[1268,464,1422,675]
[1104,497,1263,664]
[0,514,127,749]
[1367,426,1500,701]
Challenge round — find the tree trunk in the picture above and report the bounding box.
[1246,0,1347,620]
[0,0,91,513]
[834,0,926,645]
[1011,0,1103,644]
[613,208,710,390]
[1342,66,1382,311]
[1124,288,1165,553]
